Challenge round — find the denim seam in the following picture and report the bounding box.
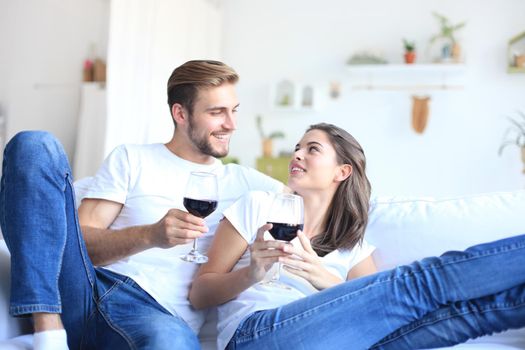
[79,307,100,349]
[373,298,525,347]
[93,277,139,349]
[96,304,138,350]
[97,277,126,302]
[67,174,96,288]
[10,304,61,316]
[55,178,68,309]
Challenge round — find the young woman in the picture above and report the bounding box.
[189,123,525,349]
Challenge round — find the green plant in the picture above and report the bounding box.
[403,39,415,52]
[256,115,285,140]
[499,111,525,155]
[430,12,466,44]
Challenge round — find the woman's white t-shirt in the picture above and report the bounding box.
[217,191,375,349]
[83,144,283,333]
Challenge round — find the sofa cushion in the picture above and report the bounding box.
[365,190,525,348]
[366,190,525,270]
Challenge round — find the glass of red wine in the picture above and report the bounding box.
[179,171,218,264]
[260,193,304,289]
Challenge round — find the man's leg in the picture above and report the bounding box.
[92,269,200,349]
[1,131,200,349]
[370,283,525,349]
[227,234,525,349]
[0,131,96,347]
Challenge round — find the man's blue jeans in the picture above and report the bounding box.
[227,233,525,348]
[0,131,200,349]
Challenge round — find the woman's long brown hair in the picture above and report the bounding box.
[307,123,371,257]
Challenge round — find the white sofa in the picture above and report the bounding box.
[1,186,525,349]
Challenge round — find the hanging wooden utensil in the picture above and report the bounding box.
[411,96,431,134]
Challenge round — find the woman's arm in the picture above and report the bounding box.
[346,255,377,281]
[189,219,288,309]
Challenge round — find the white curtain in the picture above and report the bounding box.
[104,0,222,156]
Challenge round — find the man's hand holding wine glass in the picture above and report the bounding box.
[148,209,209,249]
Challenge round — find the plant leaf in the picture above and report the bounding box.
[453,22,466,31]
[498,141,516,155]
[507,117,525,134]
[268,131,285,139]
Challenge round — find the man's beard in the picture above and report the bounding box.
[188,117,229,158]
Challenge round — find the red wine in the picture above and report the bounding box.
[183,197,218,218]
[267,222,303,242]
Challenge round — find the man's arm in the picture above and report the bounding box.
[78,198,208,266]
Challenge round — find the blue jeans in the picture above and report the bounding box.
[0,131,200,349]
[227,235,525,349]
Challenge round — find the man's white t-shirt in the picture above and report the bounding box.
[217,191,375,349]
[83,144,284,333]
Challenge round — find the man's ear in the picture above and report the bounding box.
[171,104,187,125]
[335,164,352,182]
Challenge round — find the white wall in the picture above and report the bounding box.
[221,0,525,196]
[0,0,8,140]
[0,0,109,161]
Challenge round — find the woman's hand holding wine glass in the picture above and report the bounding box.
[258,193,304,289]
[248,223,290,283]
[279,231,344,291]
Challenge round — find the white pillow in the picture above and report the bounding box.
[366,190,525,270]
[365,190,525,348]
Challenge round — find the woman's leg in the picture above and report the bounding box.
[227,234,525,349]
[0,131,97,346]
[371,283,525,349]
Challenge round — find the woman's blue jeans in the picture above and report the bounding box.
[0,131,200,349]
[227,233,525,348]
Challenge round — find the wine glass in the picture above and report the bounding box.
[260,193,304,289]
[179,171,218,264]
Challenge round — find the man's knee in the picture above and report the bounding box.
[4,131,68,172]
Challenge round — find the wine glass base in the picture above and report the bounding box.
[180,251,208,264]
[259,280,292,290]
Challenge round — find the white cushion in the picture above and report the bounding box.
[366,190,525,348]
[0,334,33,350]
[367,190,525,270]
[0,240,32,341]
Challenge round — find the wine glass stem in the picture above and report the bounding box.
[272,262,282,282]
[192,238,199,252]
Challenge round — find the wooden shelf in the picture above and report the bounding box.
[346,63,466,91]
[346,63,466,74]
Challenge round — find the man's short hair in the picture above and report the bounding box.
[167,60,239,117]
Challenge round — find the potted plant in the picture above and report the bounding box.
[499,111,525,173]
[403,39,416,64]
[256,115,285,157]
[430,12,466,62]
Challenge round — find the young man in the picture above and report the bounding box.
[0,60,284,349]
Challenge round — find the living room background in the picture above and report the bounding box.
[0,0,523,197]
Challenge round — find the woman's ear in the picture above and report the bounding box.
[335,164,352,182]
[171,104,187,125]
